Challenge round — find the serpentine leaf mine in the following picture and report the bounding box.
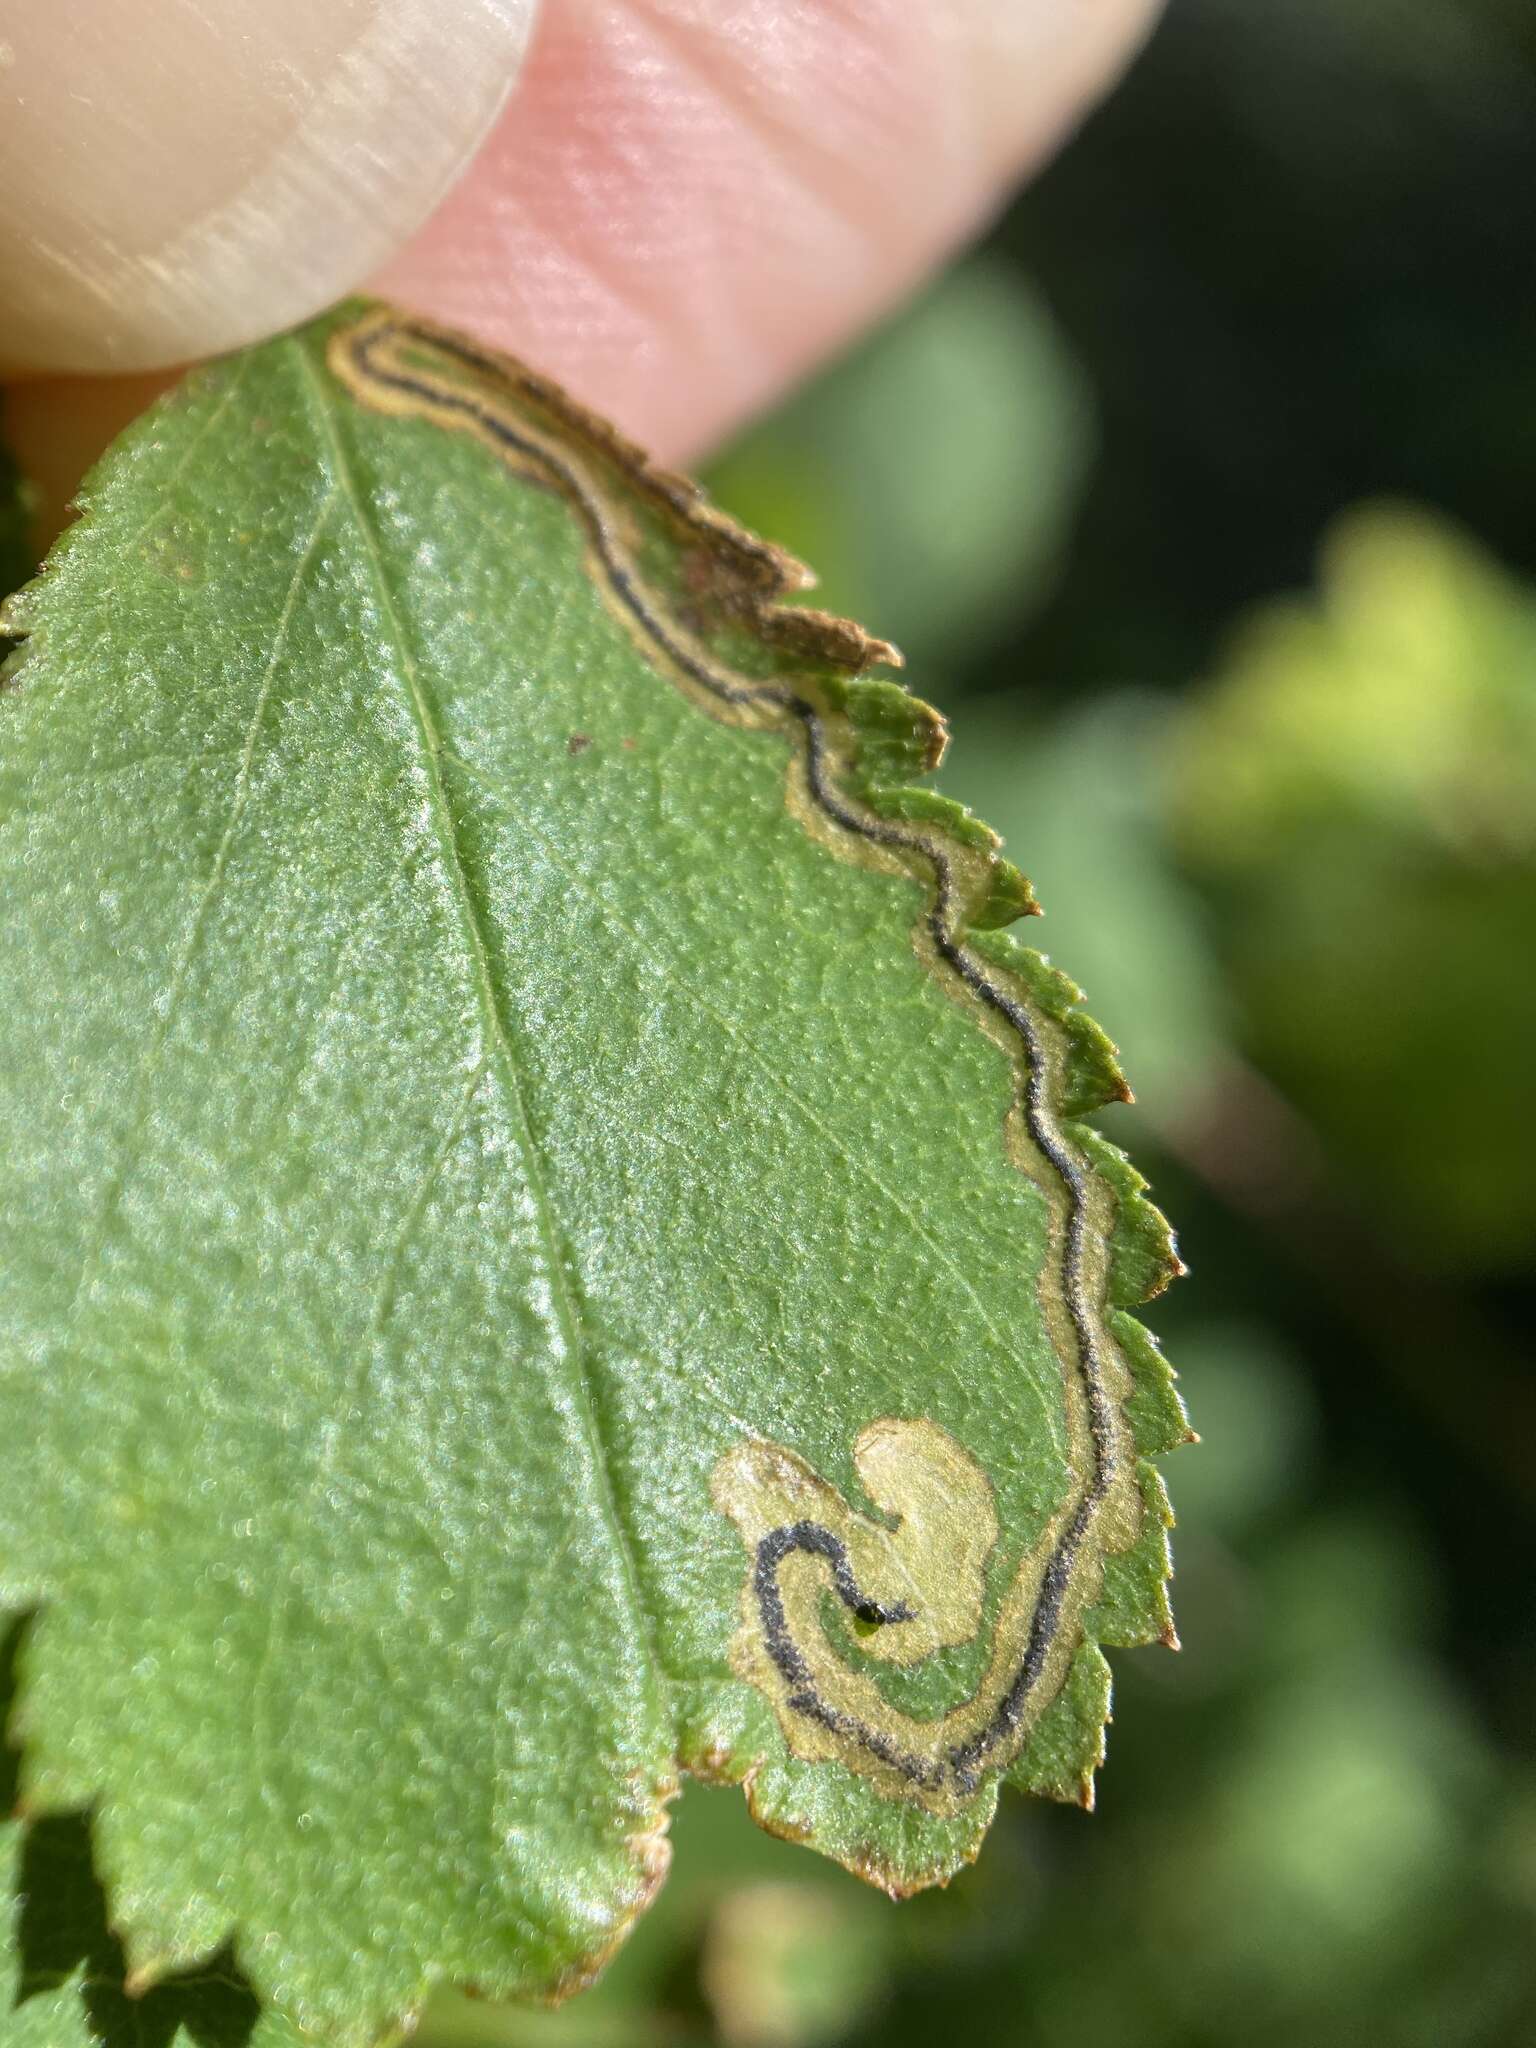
[332,307,1180,1820]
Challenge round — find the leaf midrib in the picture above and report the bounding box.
[289,336,672,1715]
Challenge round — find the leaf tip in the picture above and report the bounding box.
[544,1789,678,2008]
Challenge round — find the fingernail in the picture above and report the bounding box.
[0,0,539,375]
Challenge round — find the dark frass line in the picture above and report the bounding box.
[331,312,1124,1798]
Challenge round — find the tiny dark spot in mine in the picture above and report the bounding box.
[567,732,592,756]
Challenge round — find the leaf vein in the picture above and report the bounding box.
[290,338,674,1715]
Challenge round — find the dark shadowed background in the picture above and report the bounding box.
[421,2,1536,2041]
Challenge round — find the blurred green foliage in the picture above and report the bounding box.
[1171,505,1536,1269]
[422,1,1535,2042]
[706,260,1093,681]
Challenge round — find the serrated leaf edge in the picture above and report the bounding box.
[326,305,1187,1835]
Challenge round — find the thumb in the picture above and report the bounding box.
[0,0,539,376]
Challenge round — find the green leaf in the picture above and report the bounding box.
[0,303,1184,2043]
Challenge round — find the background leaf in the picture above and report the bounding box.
[1168,505,1536,1270]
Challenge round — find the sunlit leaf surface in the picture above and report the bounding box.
[0,304,1183,2044]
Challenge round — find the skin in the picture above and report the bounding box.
[1,0,1162,543]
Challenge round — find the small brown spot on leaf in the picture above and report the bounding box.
[567,732,592,756]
